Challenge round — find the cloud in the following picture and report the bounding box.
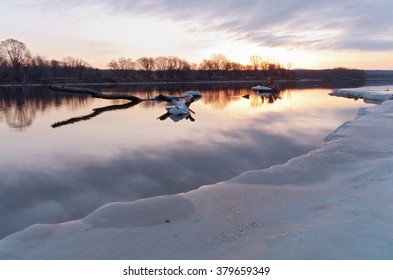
[6,0,393,61]
[4,0,393,53]
[91,0,393,52]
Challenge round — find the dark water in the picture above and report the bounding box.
[0,82,372,239]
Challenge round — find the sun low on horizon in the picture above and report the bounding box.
[1,0,393,70]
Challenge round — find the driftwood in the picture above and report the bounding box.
[48,85,200,127]
[51,101,141,128]
[48,85,142,102]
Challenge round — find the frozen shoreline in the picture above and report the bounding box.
[1,85,393,259]
[332,86,392,102]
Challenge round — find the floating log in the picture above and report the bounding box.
[48,85,142,102]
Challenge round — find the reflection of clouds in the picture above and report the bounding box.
[0,85,368,239]
[0,125,312,239]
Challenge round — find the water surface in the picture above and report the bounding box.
[0,83,372,238]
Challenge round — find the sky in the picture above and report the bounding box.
[1,0,393,70]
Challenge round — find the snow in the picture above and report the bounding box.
[168,100,190,115]
[183,90,203,97]
[2,85,393,259]
[332,85,392,102]
[251,85,272,91]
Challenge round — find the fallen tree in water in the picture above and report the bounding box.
[48,85,143,102]
[51,101,141,128]
[48,85,202,127]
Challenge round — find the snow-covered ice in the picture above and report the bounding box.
[332,85,392,102]
[252,85,272,91]
[1,85,393,259]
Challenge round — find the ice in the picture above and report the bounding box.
[1,86,393,259]
[332,85,393,102]
[251,85,272,91]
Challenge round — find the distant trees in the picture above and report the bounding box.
[61,56,91,79]
[250,55,263,70]
[0,38,366,84]
[29,55,50,81]
[154,56,193,80]
[0,38,100,83]
[136,56,155,80]
[107,57,135,78]
[209,53,230,71]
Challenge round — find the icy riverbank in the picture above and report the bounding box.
[332,85,392,102]
[1,86,393,259]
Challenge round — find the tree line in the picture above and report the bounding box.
[0,38,365,84]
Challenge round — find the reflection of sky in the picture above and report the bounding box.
[0,86,372,238]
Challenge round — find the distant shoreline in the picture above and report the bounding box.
[2,77,393,89]
[0,78,306,88]
[0,78,364,88]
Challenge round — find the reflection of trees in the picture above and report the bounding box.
[0,87,91,131]
[247,89,291,108]
[201,88,246,110]
[4,98,35,130]
[0,83,294,131]
[52,100,141,128]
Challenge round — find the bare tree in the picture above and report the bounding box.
[0,38,31,67]
[199,59,214,71]
[154,56,170,79]
[62,56,90,68]
[0,53,6,79]
[209,53,229,70]
[49,59,61,78]
[250,55,262,71]
[29,55,49,82]
[62,56,91,79]
[154,56,171,71]
[0,38,31,81]
[0,53,6,66]
[136,56,155,80]
[228,62,243,71]
[107,57,135,78]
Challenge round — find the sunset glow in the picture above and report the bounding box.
[1,0,393,69]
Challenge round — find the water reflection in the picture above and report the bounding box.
[157,96,202,122]
[51,93,202,127]
[0,81,364,130]
[0,122,314,239]
[52,100,142,128]
[0,82,372,240]
[242,89,291,108]
[0,87,91,131]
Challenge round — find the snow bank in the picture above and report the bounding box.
[332,85,393,102]
[2,86,393,259]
